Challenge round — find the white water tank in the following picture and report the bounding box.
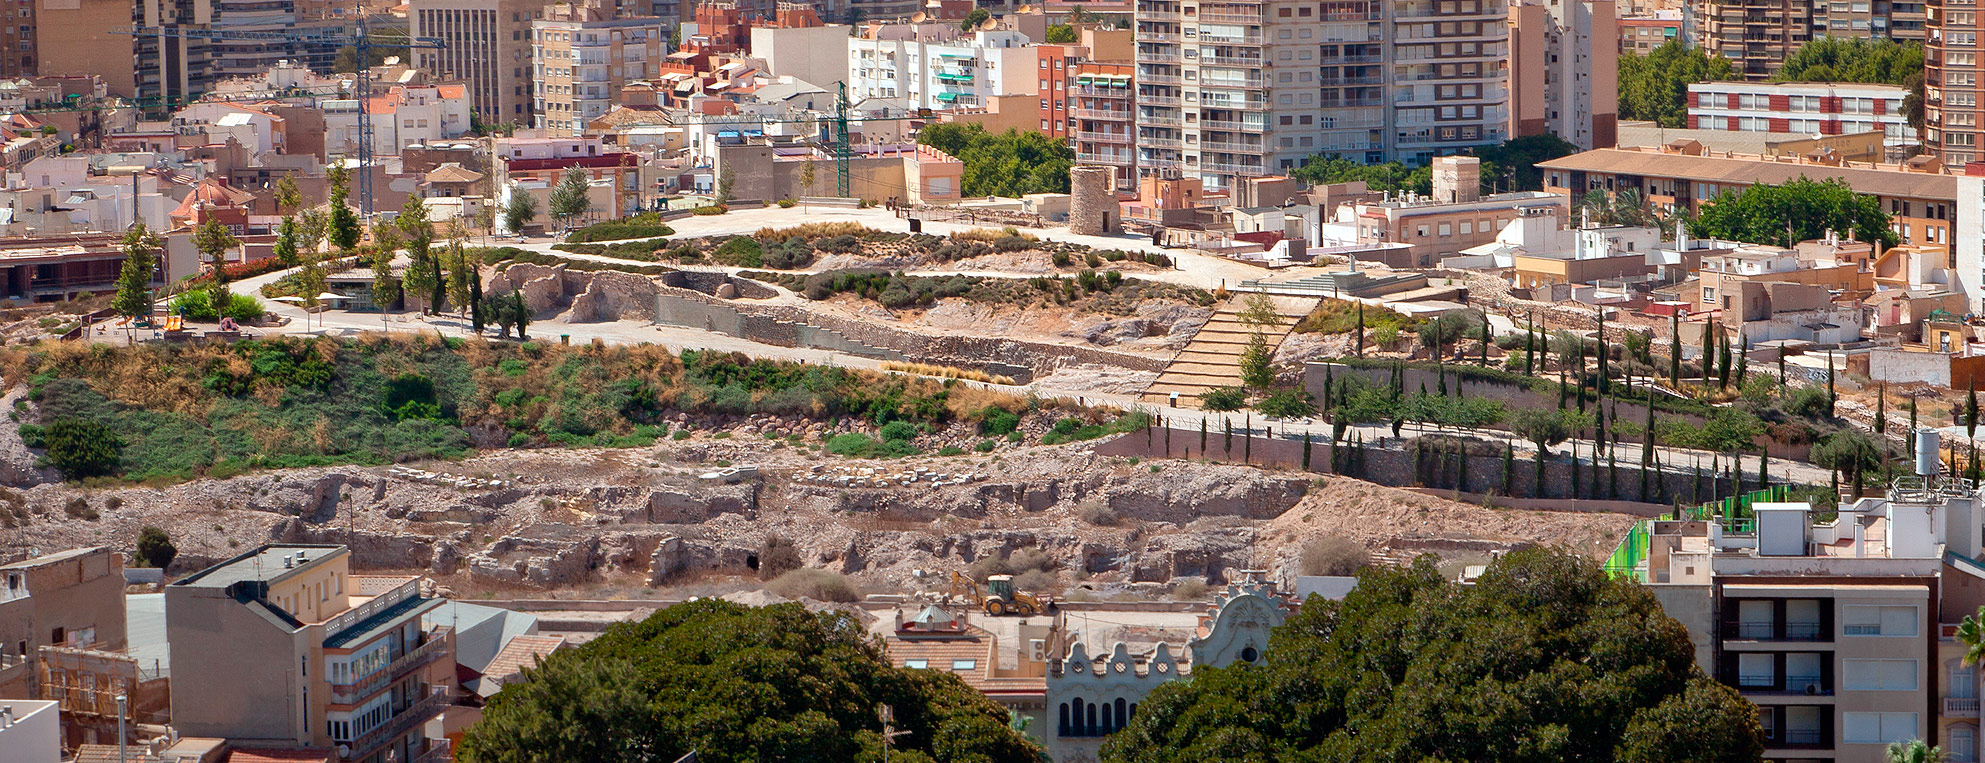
[1917,428,1941,476]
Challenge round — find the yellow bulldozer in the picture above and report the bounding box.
[944,571,1056,616]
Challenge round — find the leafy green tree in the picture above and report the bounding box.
[398,197,438,313]
[369,224,401,312]
[134,526,177,569]
[1812,429,1883,496]
[1510,407,1577,490]
[1958,605,1985,668]
[1474,134,1580,193]
[959,6,990,31]
[1690,177,1899,248]
[327,165,363,255]
[1239,332,1274,390]
[192,218,240,309]
[1100,550,1763,763]
[512,290,531,341]
[273,216,300,268]
[503,189,539,234]
[548,167,591,230]
[1776,36,1925,85]
[1619,40,1738,127]
[1584,188,1657,227]
[459,600,1043,763]
[274,175,303,213]
[113,222,161,321]
[916,123,1076,197]
[1290,155,1432,196]
[1043,23,1077,43]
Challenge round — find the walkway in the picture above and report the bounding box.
[1138,295,1316,407]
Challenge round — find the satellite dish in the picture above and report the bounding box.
[911,10,927,21]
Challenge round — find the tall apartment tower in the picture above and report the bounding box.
[31,0,138,96]
[129,0,303,104]
[1928,0,1983,165]
[532,2,668,136]
[1511,0,1618,151]
[411,0,540,124]
[1386,0,1512,163]
[1134,0,1392,190]
[1694,0,1926,80]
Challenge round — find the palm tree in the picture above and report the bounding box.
[1887,739,1945,763]
[1959,606,1985,667]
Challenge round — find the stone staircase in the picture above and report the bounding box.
[1138,296,1316,408]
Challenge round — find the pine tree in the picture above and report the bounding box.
[548,167,591,230]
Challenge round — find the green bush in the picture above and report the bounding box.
[711,236,764,267]
[977,406,1020,435]
[43,418,122,479]
[1200,386,1248,412]
[878,420,919,442]
[565,215,675,243]
[1254,387,1318,418]
[974,439,997,452]
[824,432,920,458]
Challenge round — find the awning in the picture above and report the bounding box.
[1074,75,1094,85]
[935,92,958,102]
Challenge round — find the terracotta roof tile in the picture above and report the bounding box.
[1537,148,1959,201]
[483,634,566,682]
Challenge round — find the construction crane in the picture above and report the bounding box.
[664,88,929,199]
[110,23,447,215]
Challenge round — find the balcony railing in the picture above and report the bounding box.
[323,579,420,640]
[1736,674,1776,688]
[1201,160,1266,174]
[1141,135,1184,148]
[1076,152,1134,165]
[1785,621,1825,640]
[1198,10,1264,22]
[1141,95,1183,106]
[1140,114,1182,126]
[1072,107,1132,119]
[1200,140,1264,153]
[1734,621,1774,639]
[1077,130,1133,143]
[345,686,451,762]
[1201,54,1262,66]
[1199,119,1267,132]
[1141,73,1183,85]
[329,628,453,704]
[1198,32,1264,45]
[1783,729,1825,745]
[1948,697,1981,717]
[1137,50,1183,63]
[410,739,453,763]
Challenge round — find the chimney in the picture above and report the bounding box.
[282,553,294,569]
[1431,156,1480,204]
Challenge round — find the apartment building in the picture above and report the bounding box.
[410,0,540,123]
[29,0,136,96]
[1688,81,1913,152]
[846,29,1035,111]
[129,0,305,105]
[1693,0,1925,80]
[166,545,454,763]
[1387,0,1514,161]
[493,136,645,219]
[1929,4,1985,165]
[1,0,31,78]
[1616,13,1680,53]
[531,4,668,136]
[0,548,126,700]
[1510,0,1617,151]
[1349,156,1568,265]
[1539,146,1960,262]
[1624,432,1985,762]
[1069,62,1138,189]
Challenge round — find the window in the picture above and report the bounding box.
[1956,661,1980,699]
[1954,725,1978,763]
[904,659,928,669]
[951,659,977,670]
[1843,712,1918,744]
[1844,605,1918,636]
[1438,223,1451,237]
[1844,659,1917,691]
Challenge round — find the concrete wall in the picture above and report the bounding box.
[0,548,128,701]
[0,699,59,763]
[165,586,310,744]
[1870,348,1958,388]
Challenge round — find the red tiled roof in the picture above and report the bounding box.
[483,634,566,681]
[228,749,337,763]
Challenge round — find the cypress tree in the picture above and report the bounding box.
[1302,432,1313,470]
[1734,330,1749,382]
[1224,418,1232,455]
[469,263,485,334]
[1827,353,1838,418]
[1200,417,1208,454]
[1458,439,1470,493]
[1777,348,1786,393]
[1244,413,1252,463]
[1596,306,1608,389]
[1479,311,1490,366]
[1608,447,1618,500]
[1700,320,1714,385]
[1532,438,1547,497]
[1717,328,1731,389]
[1968,376,1980,440]
[1571,440,1583,498]
[1669,313,1681,387]
[1355,302,1366,357]
[1759,444,1769,489]
[1525,312,1536,376]
[1413,438,1426,486]
[1909,398,1919,455]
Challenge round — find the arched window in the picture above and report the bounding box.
[1058,703,1069,738]
[1070,698,1083,736]
[1101,702,1112,733]
[1952,724,1977,763]
[1129,702,1138,724]
[1115,698,1128,731]
[1086,701,1097,737]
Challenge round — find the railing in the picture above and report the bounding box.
[1141,73,1183,85]
[1734,621,1774,639]
[1137,51,1183,62]
[1076,152,1133,165]
[1785,621,1825,640]
[1198,10,1264,22]
[1319,75,1385,86]
[1201,74,1269,88]
[1199,119,1268,132]
[1949,697,1982,717]
[1736,674,1776,688]
[1141,135,1184,148]
[1141,157,1183,169]
[1784,729,1825,745]
[1201,160,1266,174]
[1072,87,1130,98]
[1198,32,1264,44]
[1200,54,1262,66]
[1141,31,1184,41]
[1076,130,1133,143]
[346,686,451,762]
[410,739,453,763]
[323,578,419,640]
[1200,140,1264,153]
[1784,675,1825,694]
[1140,114,1183,126]
[1141,95,1183,106]
[329,627,453,704]
[1071,108,1132,120]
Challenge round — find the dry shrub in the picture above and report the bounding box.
[1299,535,1371,577]
[944,385,1023,420]
[753,222,875,240]
[880,361,1015,386]
[1171,579,1210,600]
[766,568,860,602]
[968,547,1057,581]
[1077,499,1118,526]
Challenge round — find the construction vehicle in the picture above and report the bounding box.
[942,571,1056,617]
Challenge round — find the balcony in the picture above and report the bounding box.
[1199,119,1267,132]
[1197,10,1264,22]
[1949,697,1982,717]
[409,739,453,763]
[1077,151,1134,165]
[345,686,452,762]
[329,627,453,704]
[1320,75,1385,86]
[1200,139,1264,153]
[1140,114,1183,126]
[1077,130,1134,143]
[1198,32,1264,45]
[1072,107,1132,119]
[1141,135,1184,148]
[1201,54,1262,66]
[1136,50,1183,63]
[1141,73,1183,85]
[1320,53,1385,64]
[1201,160,1266,174]
[1141,95,1183,106]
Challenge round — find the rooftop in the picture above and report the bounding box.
[168,544,346,589]
[1539,148,1960,200]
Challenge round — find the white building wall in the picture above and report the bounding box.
[0,699,60,763]
[1960,175,1985,314]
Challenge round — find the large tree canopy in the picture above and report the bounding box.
[916,123,1074,198]
[1689,176,1899,248]
[1775,36,1924,85]
[1100,550,1764,763]
[1619,40,1737,127]
[459,600,1043,763]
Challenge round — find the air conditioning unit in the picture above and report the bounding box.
[1027,639,1048,663]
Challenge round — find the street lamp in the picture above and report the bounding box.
[116,693,128,763]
